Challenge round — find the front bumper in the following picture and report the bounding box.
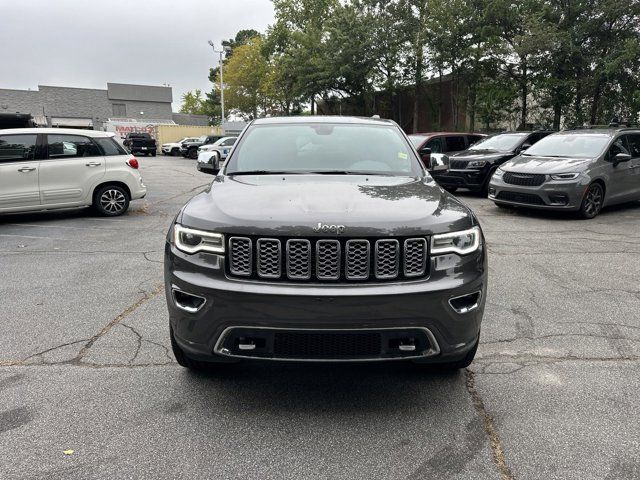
[165,242,487,363]
[488,175,586,210]
[431,167,491,191]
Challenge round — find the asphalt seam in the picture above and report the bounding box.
[465,369,515,480]
[73,284,164,363]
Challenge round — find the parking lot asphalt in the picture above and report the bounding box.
[1,155,639,480]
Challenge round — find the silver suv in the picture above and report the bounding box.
[0,128,147,216]
[488,128,640,218]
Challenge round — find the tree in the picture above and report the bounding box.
[218,36,271,119]
[180,89,221,125]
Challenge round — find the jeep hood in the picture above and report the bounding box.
[503,155,594,173]
[179,175,474,236]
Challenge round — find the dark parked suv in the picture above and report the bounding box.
[431,131,554,195]
[408,132,486,166]
[165,116,487,370]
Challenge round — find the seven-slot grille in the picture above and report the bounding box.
[227,237,429,282]
[503,172,546,186]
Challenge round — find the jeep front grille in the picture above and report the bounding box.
[227,236,429,282]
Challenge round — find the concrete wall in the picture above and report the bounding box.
[0,84,174,129]
[108,83,172,103]
[0,89,42,116]
[114,100,173,120]
[155,124,221,146]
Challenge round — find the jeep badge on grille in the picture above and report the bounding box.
[313,223,346,234]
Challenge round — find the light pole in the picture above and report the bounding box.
[208,41,230,123]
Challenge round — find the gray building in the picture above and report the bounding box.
[0,82,207,129]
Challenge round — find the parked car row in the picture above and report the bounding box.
[415,127,640,219]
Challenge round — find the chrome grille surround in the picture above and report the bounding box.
[227,236,429,282]
[257,238,281,279]
[404,238,428,277]
[229,237,252,276]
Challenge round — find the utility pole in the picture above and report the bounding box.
[208,41,230,123]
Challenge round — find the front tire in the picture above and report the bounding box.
[170,327,205,370]
[579,182,604,219]
[93,185,130,216]
[414,335,479,371]
[188,148,198,159]
[171,148,180,156]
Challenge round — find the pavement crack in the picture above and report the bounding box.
[120,323,143,364]
[465,369,515,480]
[73,284,164,363]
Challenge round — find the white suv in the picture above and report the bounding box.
[0,128,147,216]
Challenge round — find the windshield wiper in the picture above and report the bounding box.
[227,170,305,176]
[307,170,390,175]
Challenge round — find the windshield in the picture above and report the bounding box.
[469,133,527,152]
[225,123,422,176]
[408,135,427,148]
[523,134,610,158]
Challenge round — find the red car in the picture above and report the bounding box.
[408,132,486,165]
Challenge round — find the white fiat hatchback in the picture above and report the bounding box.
[0,128,147,216]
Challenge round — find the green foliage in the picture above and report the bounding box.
[179,89,220,125]
[193,1,640,128]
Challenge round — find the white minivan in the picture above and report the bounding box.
[0,128,147,216]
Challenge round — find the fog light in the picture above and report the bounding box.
[172,288,206,313]
[449,291,482,314]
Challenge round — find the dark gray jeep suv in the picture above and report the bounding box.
[165,116,487,370]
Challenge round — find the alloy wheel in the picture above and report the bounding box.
[99,189,127,214]
[582,184,603,218]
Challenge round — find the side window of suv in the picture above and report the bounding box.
[467,135,483,147]
[47,135,102,158]
[94,137,127,156]
[625,134,640,158]
[0,134,38,162]
[221,138,236,147]
[609,137,630,158]
[445,135,466,152]
[424,137,443,153]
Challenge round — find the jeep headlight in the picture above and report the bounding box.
[493,168,505,178]
[467,160,487,168]
[174,224,225,254]
[431,226,481,255]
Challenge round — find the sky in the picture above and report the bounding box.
[0,0,275,110]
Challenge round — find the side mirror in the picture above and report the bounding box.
[428,153,449,172]
[520,143,532,152]
[613,152,632,164]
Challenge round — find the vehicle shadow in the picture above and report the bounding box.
[0,207,93,225]
[173,361,464,416]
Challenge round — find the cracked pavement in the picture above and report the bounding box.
[1,156,639,479]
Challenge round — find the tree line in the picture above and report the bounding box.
[181,0,640,132]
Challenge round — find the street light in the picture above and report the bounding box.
[208,40,231,123]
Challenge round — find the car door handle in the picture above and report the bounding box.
[85,162,102,167]
[18,166,36,172]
